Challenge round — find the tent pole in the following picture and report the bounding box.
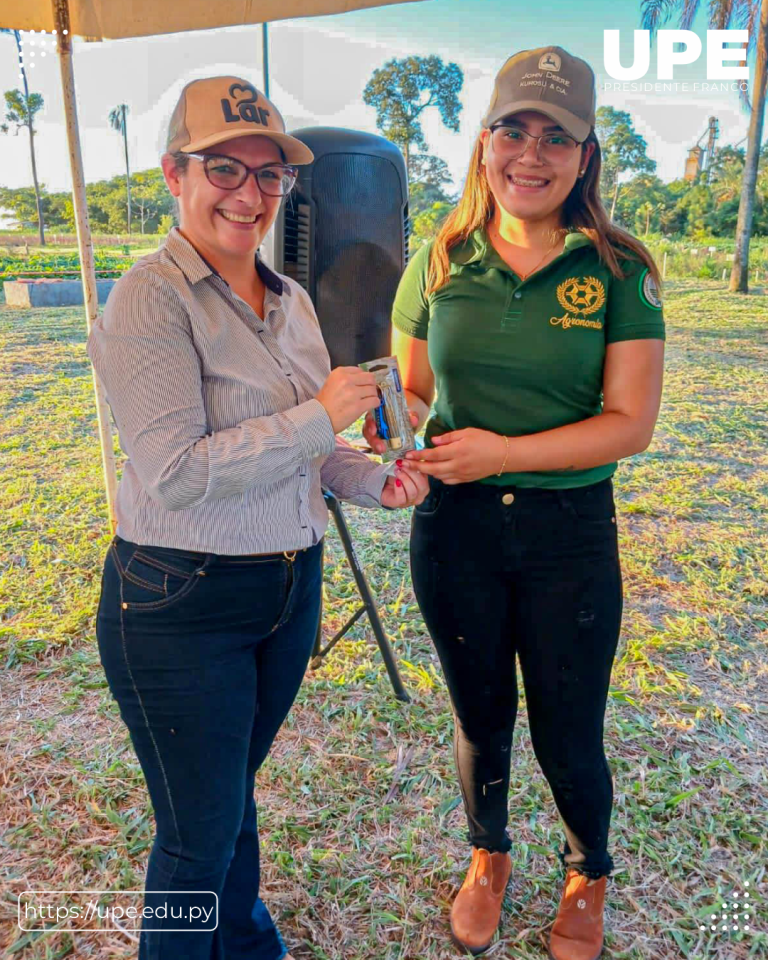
[53,0,118,534]
[262,22,270,97]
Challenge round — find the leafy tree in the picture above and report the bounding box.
[108,104,132,234]
[409,181,452,217]
[640,0,768,292]
[677,183,716,239]
[0,186,74,232]
[363,55,462,174]
[409,153,452,188]
[86,169,171,234]
[707,144,746,198]
[84,178,119,231]
[614,174,671,235]
[410,201,453,251]
[595,106,656,220]
[0,168,174,236]
[659,179,691,235]
[48,192,75,232]
[1,30,46,244]
[707,195,744,235]
[408,153,454,215]
[131,170,173,234]
[0,186,39,229]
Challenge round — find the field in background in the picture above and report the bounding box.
[0,238,161,284]
[5,233,768,284]
[0,280,766,959]
[0,234,162,250]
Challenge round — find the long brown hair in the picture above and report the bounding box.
[425,129,662,296]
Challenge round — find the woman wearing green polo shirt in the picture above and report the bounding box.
[365,46,665,959]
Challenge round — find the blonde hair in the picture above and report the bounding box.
[425,129,662,296]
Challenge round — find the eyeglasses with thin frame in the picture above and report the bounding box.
[488,124,583,165]
[186,152,299,196]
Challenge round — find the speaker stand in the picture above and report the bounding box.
[310,490,409,703]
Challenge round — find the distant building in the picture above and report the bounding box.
[684,146,703,182]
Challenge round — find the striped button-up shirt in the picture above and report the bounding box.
[87,227,388,554]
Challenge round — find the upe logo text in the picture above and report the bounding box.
[604,30,748,81]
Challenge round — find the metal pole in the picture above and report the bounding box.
[53,0,118,534]
[323,491,409,702]
[122,103,132,236]
[262,22,270,97]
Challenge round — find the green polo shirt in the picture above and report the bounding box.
[392,227,665,489]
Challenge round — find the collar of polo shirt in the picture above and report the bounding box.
[449,227,593,273]
[165,226,285,295]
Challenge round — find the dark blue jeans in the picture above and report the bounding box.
[410,477,623,880]
[95,534,323,959]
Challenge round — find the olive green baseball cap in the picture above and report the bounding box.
[482,46,596,142]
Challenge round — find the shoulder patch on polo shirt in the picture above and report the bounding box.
[639,268,662,310]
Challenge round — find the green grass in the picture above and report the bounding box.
[0,278,766,958]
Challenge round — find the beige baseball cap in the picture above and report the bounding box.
[166,76,314,164]
[482,46,596,142]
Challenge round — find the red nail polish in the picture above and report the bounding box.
[396,479,402,487]
[396,459,403,467]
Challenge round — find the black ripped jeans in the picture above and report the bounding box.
[410,476,623,879]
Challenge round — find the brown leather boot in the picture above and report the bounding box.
[450,847,512,955]
[548,867,607,960]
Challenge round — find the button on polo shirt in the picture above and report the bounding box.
[392,227,666,489]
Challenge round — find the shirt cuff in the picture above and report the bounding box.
[283,398,336,460]
[363,462,390,506]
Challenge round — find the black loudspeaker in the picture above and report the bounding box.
[274,128,409,367]
[275,129,411,702]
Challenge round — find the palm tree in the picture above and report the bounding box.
[1,29,45,245]
[709,146,747,203]
[108,103,132,234]
[641,0,768,293]
[638,201,654,235]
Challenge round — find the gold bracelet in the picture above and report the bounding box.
[496,435,510,477]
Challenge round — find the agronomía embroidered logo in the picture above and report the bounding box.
[549,276,606,331]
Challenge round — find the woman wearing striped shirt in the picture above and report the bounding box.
[87,76,426,960]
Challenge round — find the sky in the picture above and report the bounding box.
[0,0,758,199]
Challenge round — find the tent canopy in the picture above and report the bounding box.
[1,0,425,40]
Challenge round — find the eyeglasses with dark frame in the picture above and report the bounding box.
[186,152,299,196]
[488,124,583,165]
